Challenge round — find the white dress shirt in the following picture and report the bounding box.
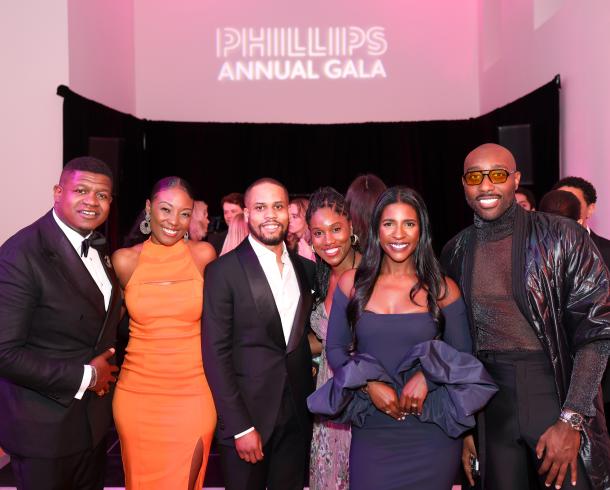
[52,210,113,399]
[248,235,300,344]
[235,236,301,439]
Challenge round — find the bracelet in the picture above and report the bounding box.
[88,365,98,389]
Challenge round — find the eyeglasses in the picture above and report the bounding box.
[462,169,516,186]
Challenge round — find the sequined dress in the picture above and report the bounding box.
[309,302,351,490]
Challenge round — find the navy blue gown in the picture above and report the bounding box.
[326,289,472,490]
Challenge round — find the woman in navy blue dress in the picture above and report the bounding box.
[326,186,473,490]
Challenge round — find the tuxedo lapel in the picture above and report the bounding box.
[95,250,121,347]
[286,255,312,354]
[40,212,105,317]
[236,240,286,349]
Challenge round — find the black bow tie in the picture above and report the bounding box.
[81,232,107,258]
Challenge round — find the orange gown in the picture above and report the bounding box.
[113,239,216,489]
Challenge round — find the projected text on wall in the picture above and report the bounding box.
[216,27,388,81]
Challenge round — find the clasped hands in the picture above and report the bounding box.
[87,347,119,397]
[366,370,428,421]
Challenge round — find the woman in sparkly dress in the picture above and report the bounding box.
[306,187,361,490]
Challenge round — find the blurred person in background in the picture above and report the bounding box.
[515,187,536,211]
[287,197,315,260]
[538,190,581,223]
[189,200,210,241]
[220,212,248,256]
[345,174,387,253]
[208,192,245,255]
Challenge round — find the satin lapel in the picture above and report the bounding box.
[235,240,286,350]
[40,212,105,316]
[286,255,312,354]
[461,228,477,350]
[95,250,122,347]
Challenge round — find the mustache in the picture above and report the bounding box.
[475,193,502,201]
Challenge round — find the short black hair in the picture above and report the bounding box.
[552,176,597,205]
[539,190,581,221]
[60,156,113,183]
[515,187,536,209]
[244,177,288,206]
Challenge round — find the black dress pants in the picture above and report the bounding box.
[219,385,310,490]
[10,438,106,490]
[480,351,590,490]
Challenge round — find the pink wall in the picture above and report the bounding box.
[478,0,610,236]
[0,1,69,244]
[132,0,479,123]
[68,0,135,114]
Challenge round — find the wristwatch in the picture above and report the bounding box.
[559,409,584,431]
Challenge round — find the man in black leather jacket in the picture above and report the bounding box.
[441,143,610,490]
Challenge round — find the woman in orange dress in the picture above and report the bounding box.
[112,177,217,489]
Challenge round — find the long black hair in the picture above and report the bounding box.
[306,187,351,306]
[346,186,447,338]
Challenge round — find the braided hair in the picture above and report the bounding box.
[306,187,351,305]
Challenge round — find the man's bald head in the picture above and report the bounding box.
[464,143,517,173]
[462,143,521,221]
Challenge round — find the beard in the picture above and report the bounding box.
[248,220,287,246]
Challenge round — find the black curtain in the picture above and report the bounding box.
[58,77,559,252]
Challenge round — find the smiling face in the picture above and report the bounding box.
[53,170,113,236]
[309,207,353,269]
[463,144,521,221]
[244,182,289,247]
[147,187,194,246]
[378,202,420,265]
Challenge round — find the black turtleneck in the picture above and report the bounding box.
[471,201,543,352]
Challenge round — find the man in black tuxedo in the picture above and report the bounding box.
[553,176,610,265]
[202,178,315,490]
[553,176,610,429]
[0,157,122,489]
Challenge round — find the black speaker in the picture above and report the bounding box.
[88,137,124,196]
[498,124,534,185]
[88,137,125,250]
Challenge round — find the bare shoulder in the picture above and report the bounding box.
[337,268,357,298]
[111,244,143,288]
[439,276,462,308]
[187,240,217,272]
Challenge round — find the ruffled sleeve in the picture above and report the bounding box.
[325,287,354,371]
[308,339,498,437]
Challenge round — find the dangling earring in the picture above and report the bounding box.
[350,233,359,247]
[140,211,151,235]
[311,244,316,255]
[184,231,189,241]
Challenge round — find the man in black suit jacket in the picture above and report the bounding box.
[554,176,610,427]
[0,157,122,490]
[202,178,315,490]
